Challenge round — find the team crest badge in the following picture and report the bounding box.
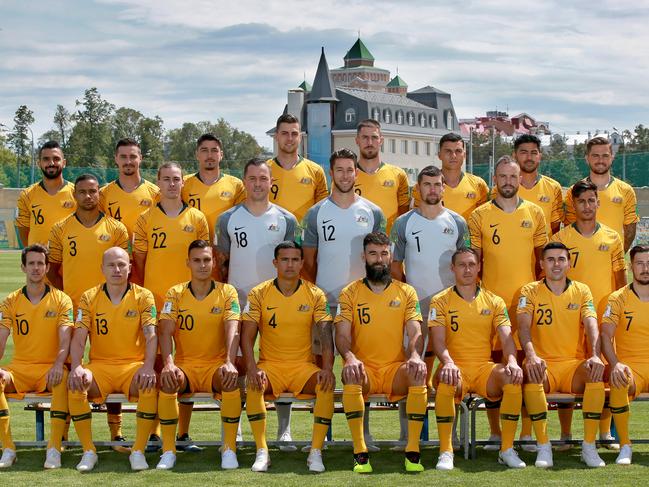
[356,215,369,227]
[76,309,83,321]
[539,195,550,203]
[598,244,610,252]
[603,305,612,318]
[162,302,172,314]
[183,225,195,232]
[45,310,57,318]
[389,299,401,308]
[125,309,137,318]
[428,308,436,321]
[298,304,311,312]
[383,180,395,187]
[211,306,222,314]
[520,220,532,228]
[140,200,152,207]
[612,197,623,204]
[466,192,476,199]
[268,223,279,232]
[99,234,110,241]
[567,303,579,310]
[300,177,312,185]
[443,227,455,234]
[336,304,342,316]
[480,309,492,316]
[63,201,74,208]
[220,191,233,198]
[517,296,527,309]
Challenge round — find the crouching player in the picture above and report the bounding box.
[601,245,649,465]
[241,241,335,473]
[157,239,242,470]
[0,244,73,469]
[430,247,525,470]
[67,247,158,472]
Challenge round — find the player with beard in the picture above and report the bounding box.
[16,141,76,246]
[601,245,649,465]
[354,120,409,234]
[335,232,427,473]
[565,136,638,252]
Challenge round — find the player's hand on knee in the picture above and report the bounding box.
[0,369,10,386]
[439,361,460,386]
[161,364,181,391]
[504,360,524,385]
[525,355,546,384]
[585,356,605,383]
[219,362,239,391]
[135,365,157,392]
[407,356,427,384]
[46,363,64,388]
[68,365,87,391]
[610,362,631,388]
[317,368,335,392]
[246,366,266,391]
[342,357,365,385]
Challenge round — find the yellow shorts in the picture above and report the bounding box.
[258,361,320,399]
[87,361,143,403]
[452,361,498,401]
[366,362,404,402]
[177,362,223,398]
[545,359,582,393]
[625,362,649,399]
[4,363,52,398]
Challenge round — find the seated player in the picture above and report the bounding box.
[241,241,334,473]
[67,247,158,472]
[0,244,73,469]
[601,245,649,465]
[518,242,606,468]
[157,239,242,470]
[430,247,525,470]
[335,232,427,473]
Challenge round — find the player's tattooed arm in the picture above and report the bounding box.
[624,223,637,254]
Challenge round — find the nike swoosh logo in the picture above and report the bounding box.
[234,226,245,231]
[15,313,25,317]
[153,226,163,231]
[96,312,105,316]
[624,311,633,315]
[179,308,188,313]
[358,303,367,307]
[108,201,118,205]
[189,193,199,197]
[489,224,499,228]
[538,303,548,307]
[323,219,333,224]
[31,204,41,208]
[412,230,422,235]
[448,310,458,314]
[266,306,278,310]
[67,236,77,240]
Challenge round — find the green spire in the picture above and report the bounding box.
[387,74,408,87]
[344,37,375,61]
[298,80,312,91]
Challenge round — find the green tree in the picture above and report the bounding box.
[8,105,34,161]
[68,87,114,167]
[53,104,71,149]
[544,134,568,160]
[38,130,64,147]
[110,108,165,167]
[630,124,649,151]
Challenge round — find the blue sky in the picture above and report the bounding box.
[1,0,648,148]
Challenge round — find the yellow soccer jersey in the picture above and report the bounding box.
[428,286,510,364]
[243,279,331,363]
[49,214,129,306]
[160,281,240,365]
[413,172,489,221]
[517,279,596,361]
[133,204,209,307]
[602,284,649,363]
[564,177,638,239]
[99,179,159,237]
[182,172,245,239]
[354,163,410,233]
[266,158,328,222]
[468,199,547,309]
[76,283,157,364]
[550,223,625,316]
[0,286,73,364]
[15,181,76,245]
[335,279,422,370]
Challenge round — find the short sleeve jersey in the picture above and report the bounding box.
[602,284,649,364]
[0,286,73,365]
[550,223,625,316]
[215,203,299,304]
[133,203,210,306]
[335,279,422,369]
[391,208,468,318]
[99,179,159,238]
[76,283,157,364]
[468,199,548,308]
[49,213,129,306]
[564,177,638,238]
[302,196,385,304]
[15,181,76,245]
[160,281,240,366]
[267,157,328,221]
[182,172,246,239]
[413,172,489,221]
[428,286,509,365]
[243,279,331,363]
[354,163,410,233]
[517,279,596,361]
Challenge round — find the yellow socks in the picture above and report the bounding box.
[158,391,178,453]
[0,384,15,451]
[499,384,522,451]
[221,389,242,452]
[599,409,612,435]
[609,385,630,446]
[133,388,157,452]
[582,382,605,443]
[68,390,95,452]
[523,383,548,444]
[246,388,267,450]
[311,385,334,451]
[342,384,366,454]
[406,385,427,453]
[48,378,69,451]
[435,382,456,453]
[178,402,193,437]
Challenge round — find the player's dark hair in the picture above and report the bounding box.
[451,247,478,265]
[196,133,223,151]
[243,157,271,177]
[74,173,99,188]
[417,165,444,184]
[439,132,464,149]
[21,243,49,266]
[514,134,541,151]
[115,137,141,154]
[356,119,381,134]
[157,161,182,179]
[188,239,211,256]
[38,140,63,158]
[571,179,598,200]
[542,241,570,259]
[586,136,611,155]
[630,245,649,263]
[494,155,517,172]
[330,148,357,168]
[276,113,300,130]
[274,240,303,259]
[363,231,390,250]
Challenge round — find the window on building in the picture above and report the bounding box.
[383,109,392,124]
[412,141,419,155]
[389,139,396,153]
[396,110,404,124]
[425,142,431,156]
[345,108,356,123]
[407,112,415,126]
[401,140,408,154]
[445,110,453,129]
[372,108,380,121]
[430,115,437,128]
[419,113,426,127]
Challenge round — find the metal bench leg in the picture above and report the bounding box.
[420,409,429,441]
[326,423,332,441]
[36,410,45,442]
[459,400,469,460]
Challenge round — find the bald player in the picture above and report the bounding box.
[67,247,158,472]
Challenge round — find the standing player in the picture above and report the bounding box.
[412,133,488,221]
[335,232,427,473]
[182,133,245,239]
[354,119,410,233]
[430,248,525,470]
[601,245,649,465]
[241,241,335,472]
[15,141,75,246]
[67,247,158,472]
[0,244,73,469]
[267,114,328,222]
[564,136,638,251]
[519,242,606,468]
[157,239,242,470]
